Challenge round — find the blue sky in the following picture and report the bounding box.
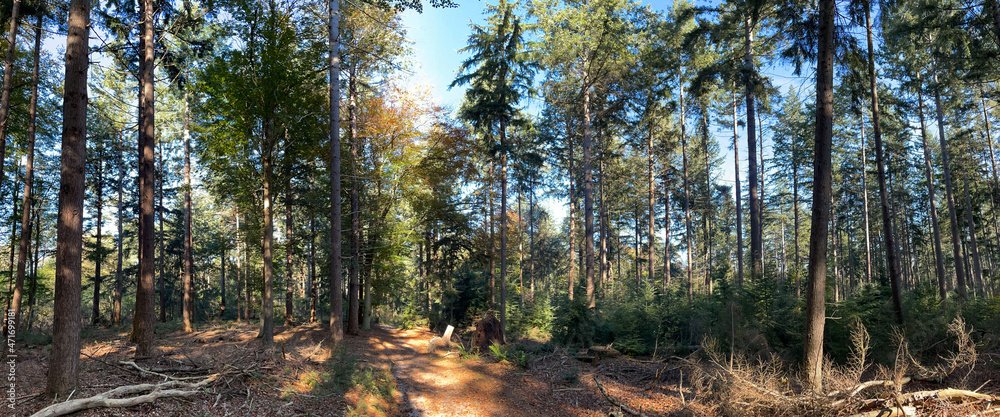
[398,0,817,232]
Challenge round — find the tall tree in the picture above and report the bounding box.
[130,0,157,357]
[329,0,344,345]
[863,0,904,324]
[46,0,90,397]
[453,0,533,335]
[0,0,21,191]
[803,0,835,392]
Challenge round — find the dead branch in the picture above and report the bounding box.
[28,375,218,417]
[118,360,210,381]
[593,375,650,417]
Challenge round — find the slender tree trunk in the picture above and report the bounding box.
[182,91,194,332]
[583,88,596,309]
[916,85,947,299]
[500,119,509,339]
[518,185,524,304]
[663,172,671,291]
[732,90,744,287]
[680,83,693,302]
[932,64,967,299]
[702,105,713,293]
[858,114,873,285]
[260,125,275,346]
[599,153,608,294]
[793,133,800,288]
[157,140,165,323]
[115,133,124,326]
[567,134,576,300]
[346,65,361,335]
[130,0,156,358]
[489,163,497,306]
[9,13,40,334]
[309,214,316,323]
[27,207,39,332]
[328,0,344,345]
[92,153,104,325]
[220,246,226,318]
[285,175,294,326]
[529,182,535,301]
[979,88,1000,282]
[744,19,762,281]
[962,172,985,293]
[865,5,903,323]
[648,124,656,287]
[0,0,21,192]
[46,0,89,396]
[804,0,835,392]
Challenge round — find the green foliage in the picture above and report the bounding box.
[551,297,596,348]
[488,342,508,363]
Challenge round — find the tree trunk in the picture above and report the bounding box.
[489,162,497,306]
[866,5,903,324]
[518,184,524,304]
[583,88,596,309]
[858,113,873,285]
[309,214,316,323]
[647,123,656,287]
[732,89,744,287]
[157,139,165,323]
[115,132,124,326]
[599,153,608,294]
[702,104,713,294]
[93,152,104,325]
[260,118,276,346]
[916,85,947,299]
[663,172,671,291]
[979,88,1000,286]
[130,0,157,358]
[744,18,762,281]
[568,134,576,300]
[9,13,40,334]
[500,119,509,339]
[0,0,21,192]
[932,64,967,299]
[962,172,985,293]
[284,169,294,326]
[27,207,40,332]
[803,0,835,392]
[183,91,195,332]
[680,82,693,302]
[328,0,344,345]
[529,182,535,301]
[47,0,90,397]
[347,65,360,335]
[220,245,226,318]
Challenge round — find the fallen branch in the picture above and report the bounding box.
[119,360,209,381]
[593,375,650,417]
[29,375,217,417]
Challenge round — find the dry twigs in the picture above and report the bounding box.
[593,375,650,417]
[28,375,219,417]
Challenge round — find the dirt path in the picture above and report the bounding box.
[362,326,560,417]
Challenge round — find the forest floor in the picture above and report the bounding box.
[9,320,999,416]
[10,320,700,417]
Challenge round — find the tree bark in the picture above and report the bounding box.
[866,4,904,324]
[583,88,596,309]
[309,214,316,323]
[803,0,835,392]
[130,0,157,358]
[489,162,497,306]
[680,82,693,302]
[0,0,21,193]
[732,89,744,287]
[663,172,671,291]
[46,0,89,397]
[500,119,509,339]
[568,133,577,300]
[858,113,873,285]
[347,64,360,335]
[328,0,344,345]
[916,84,947,300]
[284,175,294,326]
[93,150,104,325]
[648,123,656,288]
[260,119,275,346]
[744,18,762,281]
[961,172,985,294]
[183,91,195,332]
[157,139,165,323]
[115,132,124,326]
[9,13,41,335]
[932,64,967,300]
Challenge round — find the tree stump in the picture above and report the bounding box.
[472,312,504,350]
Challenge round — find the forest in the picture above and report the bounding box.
[0,0,999,415]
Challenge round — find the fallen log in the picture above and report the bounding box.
[593,375,650,417]
[29,375,217,417]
